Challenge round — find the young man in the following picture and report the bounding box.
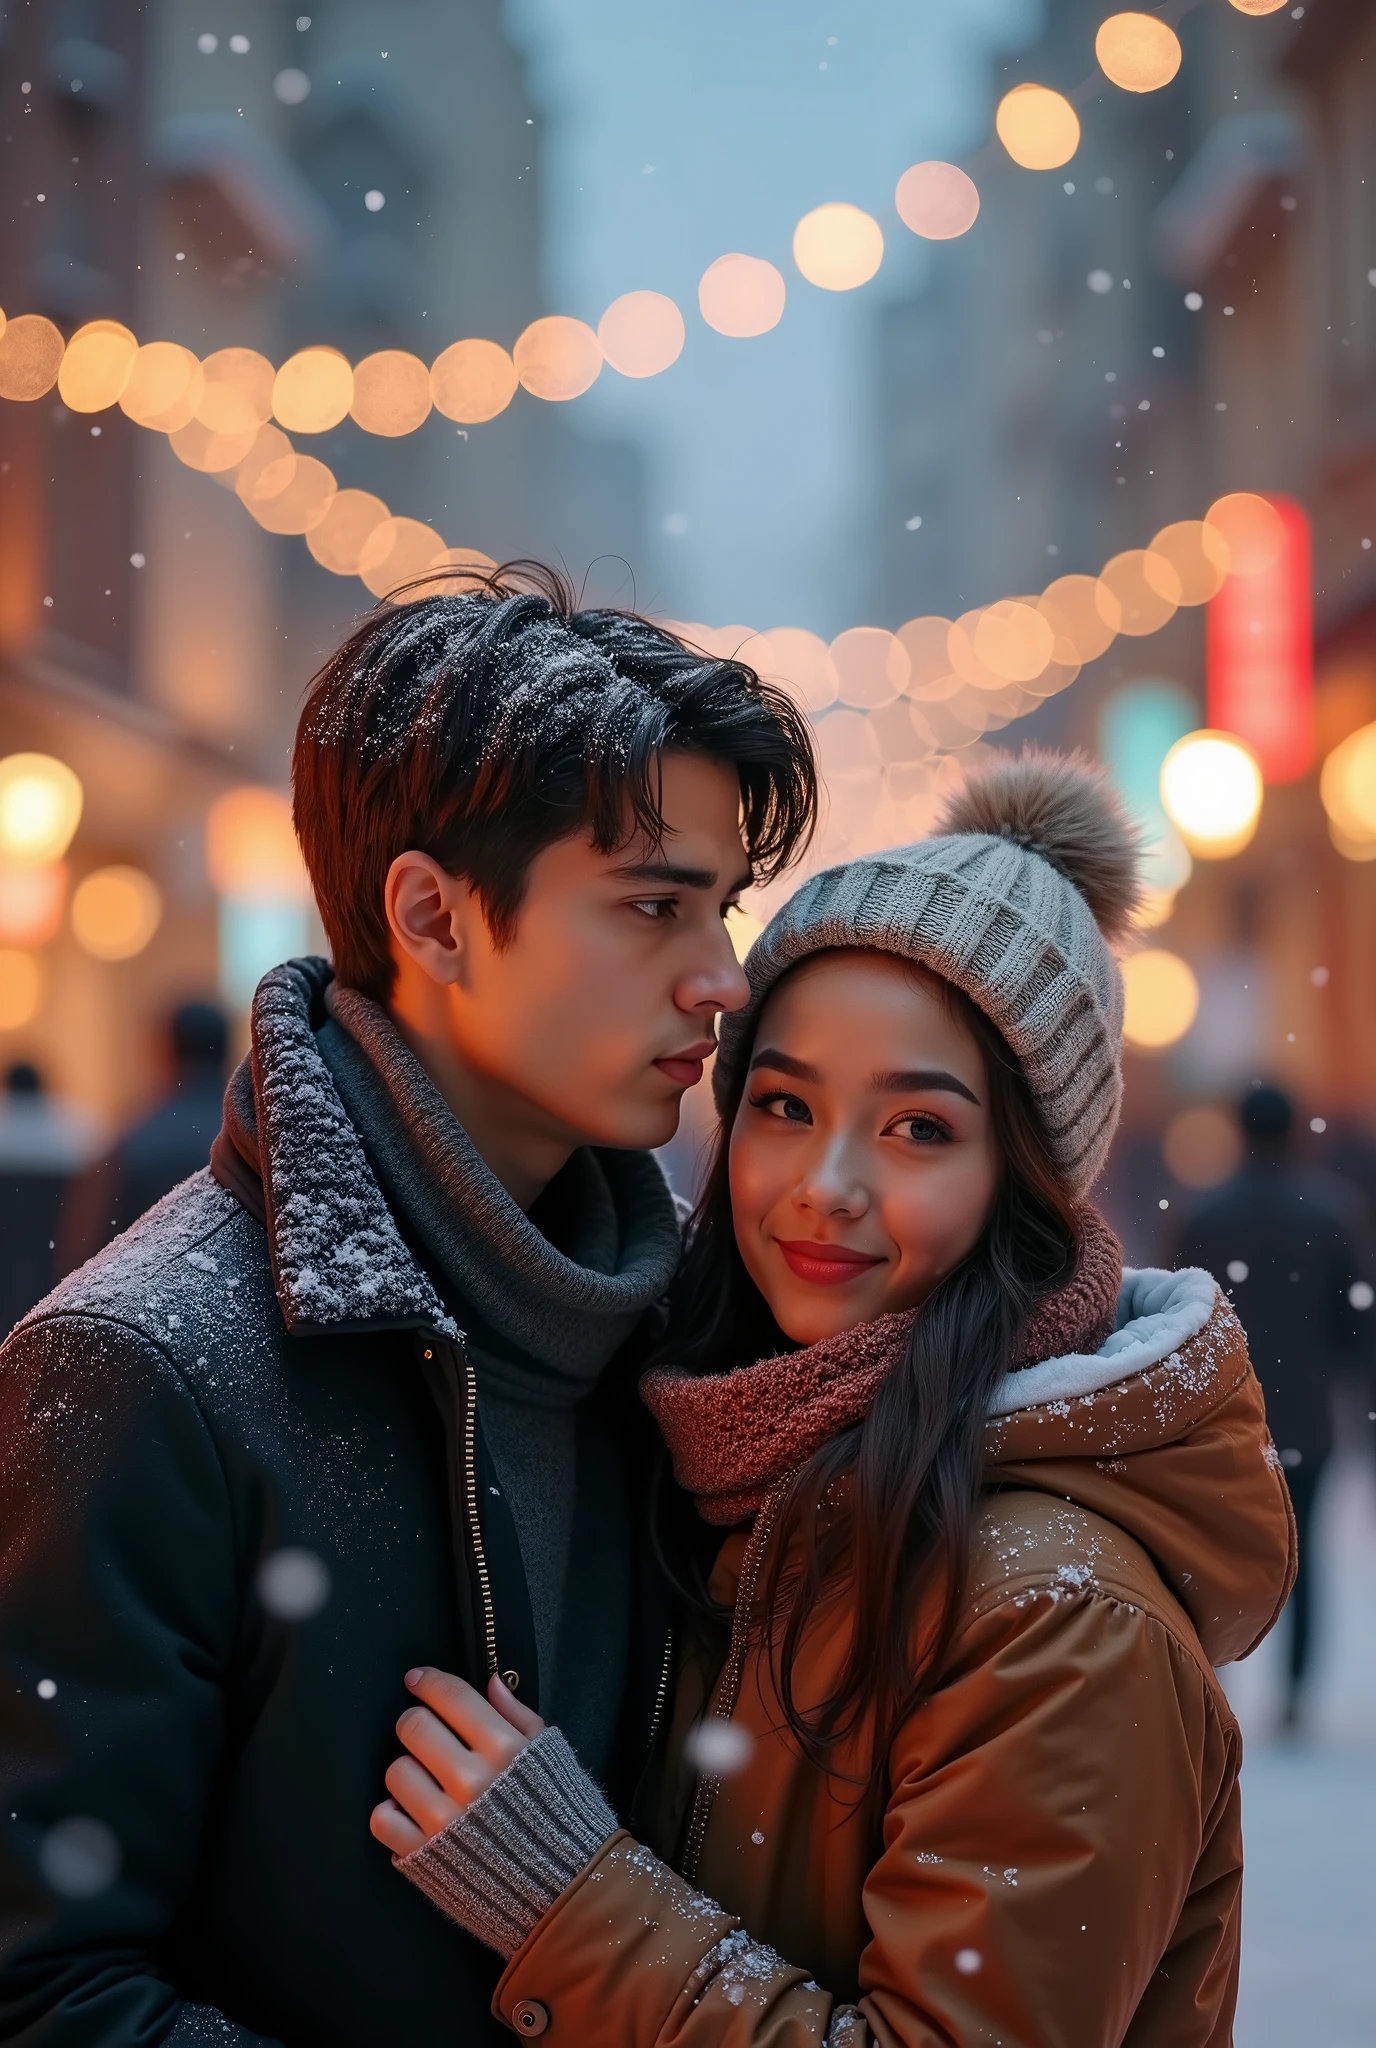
[0,569,816,2045]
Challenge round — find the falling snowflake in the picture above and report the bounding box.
[684,1717,754,1777]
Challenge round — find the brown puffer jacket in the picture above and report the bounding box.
[491,1266,1294,2047]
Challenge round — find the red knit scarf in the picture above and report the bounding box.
[641,1208,1123,1526]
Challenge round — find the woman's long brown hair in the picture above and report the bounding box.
[662,958,1080,1816]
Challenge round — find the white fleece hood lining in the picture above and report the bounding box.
[987,1266,1219,1420]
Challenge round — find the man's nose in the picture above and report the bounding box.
[680,922,751,1016]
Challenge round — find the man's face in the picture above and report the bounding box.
[440,751,753,1153]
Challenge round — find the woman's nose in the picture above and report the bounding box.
[795,1138,870,1217]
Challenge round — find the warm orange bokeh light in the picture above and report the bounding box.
[206,787,309,900]
[513,317,602,401]
[242,454,337,535]
[350,351,433,436]
[0,862,67,946]
[1149,519,1231,605]
[894,162,981,240]
[1122,948,1199,1050]
[1096,550,1180,636]
[1204,492,1286,577]
[1228,0,1288,13]
[169,415,260,473]
[947,611,1008,692]
[1319,722,1376,848]
[896,617,957,695]
[71,865,163,961]
[306,489,391,575]
[0,949,43,1030]
[430,339,519,423]
[119,342,204,430]
[1163,1105,1242,1189]
[197,348,277,435]
[0,314,65,400]
[596,292,686,378]
[1039,573,1119,661]
[973,598,1055,682]
[357,517,448,598]
[399,545,499,601]
[272,348,354,433]
[1160,731,1264,857]
[831,627,910,709]
[793,203,884,290]
[995,84,1081,170]
[698,254,787,338]
[758,627,839,713]
[57,320,138,412]
[0,753,83,865]
[816,708,883,779]
[1095,13,1183,93]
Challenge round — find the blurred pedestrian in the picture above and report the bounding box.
[1175,1083,1374,1729]
[0,1062,100,1337]
[60,1000,229,1267]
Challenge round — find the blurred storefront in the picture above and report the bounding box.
[0,0,644,1124]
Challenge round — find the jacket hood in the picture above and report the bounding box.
[986,1267,1296,1665]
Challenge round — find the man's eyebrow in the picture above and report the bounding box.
[613,859,755,897]
[873,1067,981,1106]
[748,1048,820,1083]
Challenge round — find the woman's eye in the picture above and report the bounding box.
[749,1090,812,1124]
[891,1113,949,1144]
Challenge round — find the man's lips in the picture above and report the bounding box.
[775,1240,886,1286]
[653,1042,717,1088]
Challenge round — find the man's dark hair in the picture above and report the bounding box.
[293,563,818,999]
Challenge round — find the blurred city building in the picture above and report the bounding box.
[0,0,644,1125]
[871,0,1376,1260]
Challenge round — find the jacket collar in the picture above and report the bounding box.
[213,958,456,1338]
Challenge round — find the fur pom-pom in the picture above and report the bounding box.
[936,747,1142,939]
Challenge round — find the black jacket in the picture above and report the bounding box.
[1175,1161,1373,1468]
[0,978,673,2046]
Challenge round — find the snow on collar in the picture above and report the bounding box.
[987,1265,1218,1418]
[241,958,456,1337]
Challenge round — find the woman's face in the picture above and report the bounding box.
[728,951,1001,1347]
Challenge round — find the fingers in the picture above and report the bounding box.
[395,1701,508,1808]
[383,1752,464,1837]
[488,1670,545,1739]
[403,1666,528,1771]
[371,1797,427,1857]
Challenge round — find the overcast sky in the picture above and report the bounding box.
[502,0,1039,635]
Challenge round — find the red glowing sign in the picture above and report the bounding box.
[1206,494,1313,783]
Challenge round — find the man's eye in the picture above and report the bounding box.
[749,1090,812,1124]
[630,898,676,920]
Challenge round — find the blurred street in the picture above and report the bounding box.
[1230,1442,1376,2046]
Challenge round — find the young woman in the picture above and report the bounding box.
[371,752,1295,2046]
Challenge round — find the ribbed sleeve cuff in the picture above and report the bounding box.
[395,1726,618,1958]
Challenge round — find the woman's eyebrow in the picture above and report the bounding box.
[748,1048,820,1083]
[872,1067,981,1105]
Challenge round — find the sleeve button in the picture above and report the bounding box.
[512,1999,549,2035]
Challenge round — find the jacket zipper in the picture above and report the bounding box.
[458,1340,499,1680]
[681,1478,789,1885]
[648,1626,675,1753]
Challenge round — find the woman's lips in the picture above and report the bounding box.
[775,1240,886,1286]
[653,1043,716,1088]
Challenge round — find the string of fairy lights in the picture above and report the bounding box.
[0,0,1329,1041]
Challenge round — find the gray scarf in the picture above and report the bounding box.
[318,985,680,1765]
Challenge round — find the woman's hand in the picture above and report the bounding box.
[370,1668,545,1857]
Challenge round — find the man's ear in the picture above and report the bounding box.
[385,851,478,989]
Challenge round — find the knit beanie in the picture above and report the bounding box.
[715,749,1142,1199]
